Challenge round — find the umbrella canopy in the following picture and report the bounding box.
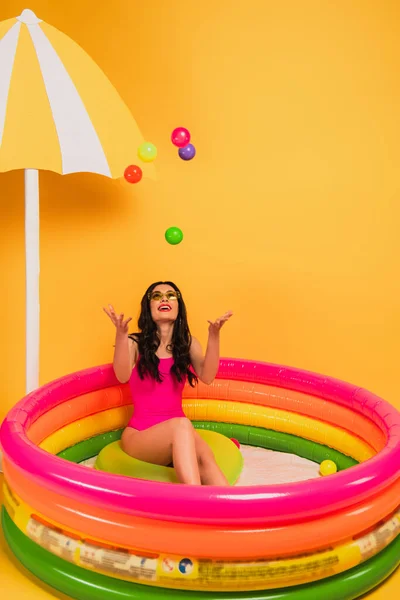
[0,9,156,398]
[0,8,155,179]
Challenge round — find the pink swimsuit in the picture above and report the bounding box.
[127,357,186,430]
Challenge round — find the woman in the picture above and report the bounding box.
[103,281,232,485]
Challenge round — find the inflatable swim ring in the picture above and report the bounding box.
[95,429,243,484]
[0,357,399,599]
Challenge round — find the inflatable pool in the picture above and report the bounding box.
[1,358,399,599]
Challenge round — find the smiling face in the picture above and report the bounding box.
[149,284,180,323]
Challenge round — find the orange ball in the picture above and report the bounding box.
[124,165,143,184]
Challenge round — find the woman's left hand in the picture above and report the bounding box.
[208,311,233,335]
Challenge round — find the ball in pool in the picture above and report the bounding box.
[320,460,338,476]
[165,227,183,245]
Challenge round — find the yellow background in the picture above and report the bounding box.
[0,0,399,597]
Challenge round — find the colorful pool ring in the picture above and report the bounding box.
[26,385,132,445]
[3,508,400,600]
[2,357,398,527]
[5,456,400,560]
[2,360,400,523]
[184,399,375,461]
[94,430,243,484]
[3,488,399,592]
[38,400,373,462]
[26,378,386,452]
[186,380,387,452]
[1,357,400,599]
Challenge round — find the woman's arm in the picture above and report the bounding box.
[103,305,137,383]
[113,334,137,383]
[190,311,233,385]
[190,334,219,385]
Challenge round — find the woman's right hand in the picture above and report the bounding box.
[103,304,132,335]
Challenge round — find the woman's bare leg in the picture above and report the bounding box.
[121,418,201,485]
[193,431,230,485]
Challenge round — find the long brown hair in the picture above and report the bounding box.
[129,281,198,387]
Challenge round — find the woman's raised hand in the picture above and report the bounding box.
[208,311,233,335]
[103,304,132,335]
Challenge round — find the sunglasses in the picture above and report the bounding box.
[148,290,180,302]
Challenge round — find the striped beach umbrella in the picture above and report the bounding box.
[0,9,156,394]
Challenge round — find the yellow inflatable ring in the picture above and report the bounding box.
[95,429,243,484]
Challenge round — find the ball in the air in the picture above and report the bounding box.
[165,227,183,245]
[178,143,196,161]
[138,142,157,162]
[171,127,191,148]
[124,165,142,183]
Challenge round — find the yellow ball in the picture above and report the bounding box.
[138,142,157,162]
[320,460,338,476]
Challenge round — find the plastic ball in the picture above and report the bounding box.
[230,438,241,449]
[178,143,196,161]
[165,227,183,245]
[138,142,157,162]
[320,460,337,476]
[171,127,191,148]
[124,165,142,184]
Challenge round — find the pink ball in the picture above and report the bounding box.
[171,127,191,148]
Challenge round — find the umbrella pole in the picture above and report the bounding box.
[25,169,40,394]
[0,170,40,471]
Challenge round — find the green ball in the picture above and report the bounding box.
[165,227,183,245]
[138,142,157,162]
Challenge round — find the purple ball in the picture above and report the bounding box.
[178,143,196,161]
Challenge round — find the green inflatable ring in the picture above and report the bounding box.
[95,429,243,484]
[2,507,399,600]
[194,422,358,470]
[58,422,358,471]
